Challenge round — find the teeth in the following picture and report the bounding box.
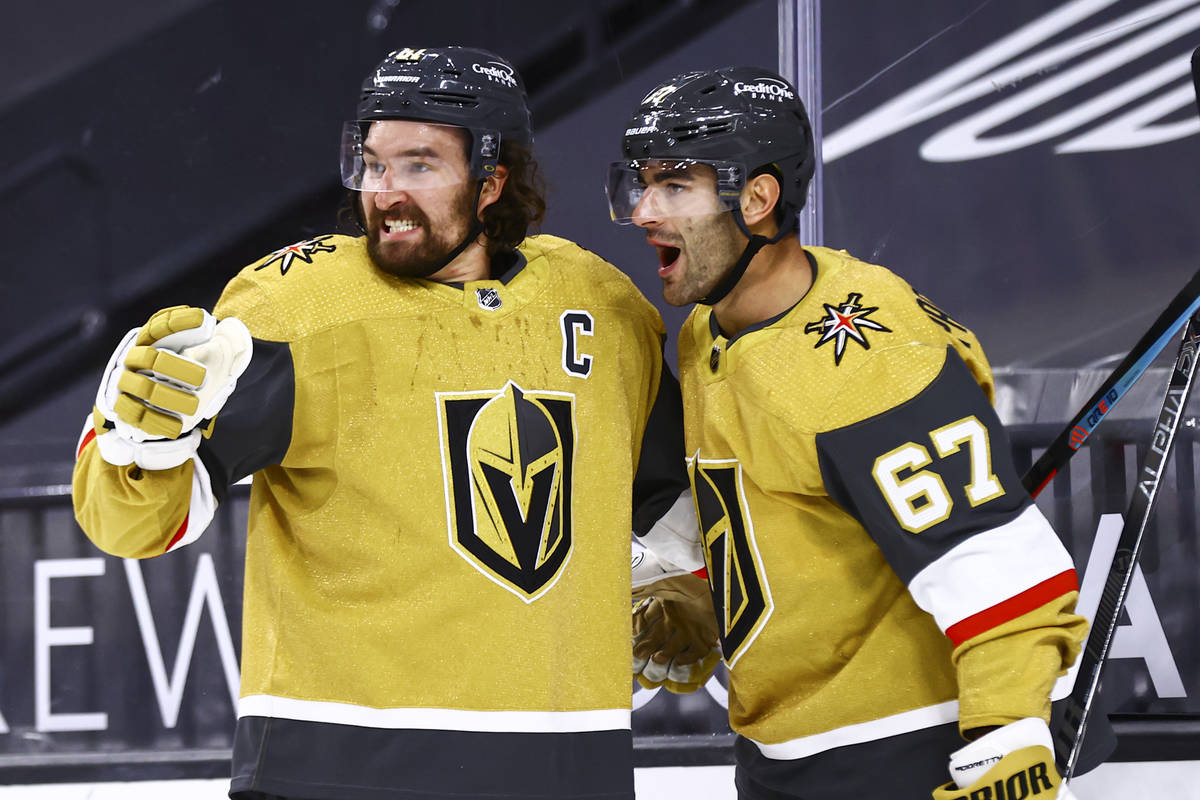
[385,219,417,232]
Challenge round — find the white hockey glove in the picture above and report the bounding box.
[632,542,721,694]
[932,718,1076,799]
[92,306,252,471]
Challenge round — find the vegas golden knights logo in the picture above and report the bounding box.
[438,382,575,602]
[690,458,772,666]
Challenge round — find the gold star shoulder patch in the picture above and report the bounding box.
[255,235,338,276]
[803,292,892,365]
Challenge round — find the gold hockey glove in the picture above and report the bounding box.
[92,306,252,470]
[633,594,721,694]
[932,718,1076,800]
[632,543,720,694]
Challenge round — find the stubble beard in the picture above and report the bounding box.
[664,213,746,306]
[364,185,479,278]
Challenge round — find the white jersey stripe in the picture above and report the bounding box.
[752,700,959,760]
[238,694,631,733]
[908,504,1076,633]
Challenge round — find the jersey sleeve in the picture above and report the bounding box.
[631,349,704,573]
[194,336,294,493]
[72,438,199,558]
[814,346,1085,730]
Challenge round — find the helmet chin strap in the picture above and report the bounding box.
[415,180,487,278]
[698,209,796,306]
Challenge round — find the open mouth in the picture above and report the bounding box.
[655,245,681,269]
[384,218,419,234]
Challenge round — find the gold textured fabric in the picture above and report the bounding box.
[679,246,1080,749]
[79,233,668,717]
[227,234,665,714]
[954,597,1087,730]
[73,456,193,557]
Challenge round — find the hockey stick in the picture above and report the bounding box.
[1022,267,1200,498]
[1053,313,1200,779]
[1024,46,1200,499]
[1044,47,1200,778]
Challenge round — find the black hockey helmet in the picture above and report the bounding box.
[609,66,815,304]
[612,65,814,222]
[343,46,533,188]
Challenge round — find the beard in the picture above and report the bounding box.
[662,212,746,306]
[363,183,479,278]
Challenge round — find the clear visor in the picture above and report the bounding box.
[340,120,485,192]
[605,159,746,223]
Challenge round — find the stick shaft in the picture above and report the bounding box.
[1023,269,1200,498]
[1055,316,1200,778]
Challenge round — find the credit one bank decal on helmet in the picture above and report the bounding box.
[341,46,533,191]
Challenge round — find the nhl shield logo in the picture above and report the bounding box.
[476,287,502,310]
[437,382,575,602]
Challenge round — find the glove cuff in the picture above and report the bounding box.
[949,717,1052,788]
[933,744,1063,800]
[90,409,202,470]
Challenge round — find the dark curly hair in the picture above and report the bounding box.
[339,137,546,258]
[480,140,546,257]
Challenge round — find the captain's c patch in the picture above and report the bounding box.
[437,382,576,602]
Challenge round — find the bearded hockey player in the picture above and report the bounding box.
[73,46,706,800]
[608,66,1089,799]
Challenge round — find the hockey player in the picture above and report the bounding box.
[608,66,1089,799]
[72,47,705,800]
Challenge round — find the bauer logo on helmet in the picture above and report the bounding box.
[624,124,658,136]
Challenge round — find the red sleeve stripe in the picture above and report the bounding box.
[77,427,98,459]
[692,567,708,580]
[945,568,1079,647]
[164,514,190,553]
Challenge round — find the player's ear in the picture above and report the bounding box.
[740,173,780,228]
[478,165,509,216]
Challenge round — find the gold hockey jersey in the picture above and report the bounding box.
[679,247,1086,760]
[74,234,690,799]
